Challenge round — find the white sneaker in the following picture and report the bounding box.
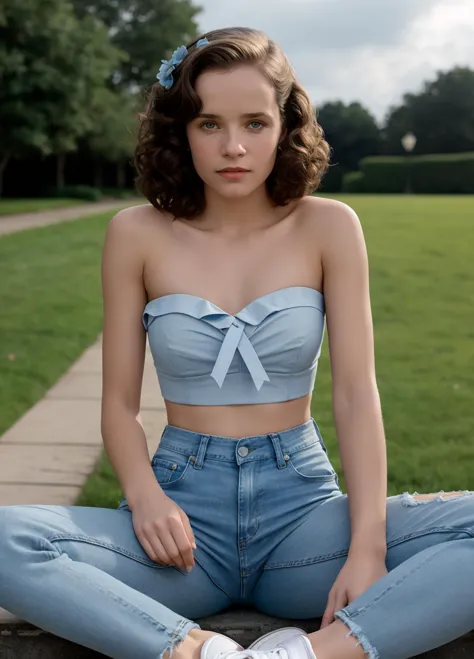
[202,634,317,659]
[249,635,317,659]
[248,628,306,651]
[200,633,244,659]
[272,634,316,659]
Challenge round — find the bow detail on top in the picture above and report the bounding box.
[210,317,270,390]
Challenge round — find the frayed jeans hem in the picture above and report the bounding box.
[334,609,379,659]
[158,620,201,659]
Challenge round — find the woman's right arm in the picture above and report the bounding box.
[100,210,158,506]
[100,210,196,572]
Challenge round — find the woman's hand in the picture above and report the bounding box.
[321,550,388,628]
[131,487,197,572]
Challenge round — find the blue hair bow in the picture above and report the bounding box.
[157,38,209,90]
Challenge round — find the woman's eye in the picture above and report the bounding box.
[201,121,218,130]
[199,120,265,131]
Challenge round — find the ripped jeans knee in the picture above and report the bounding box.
[401,490,474,506]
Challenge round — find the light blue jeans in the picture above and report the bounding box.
[0,418,473,659]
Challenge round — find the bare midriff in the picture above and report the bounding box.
[164,394,313,438]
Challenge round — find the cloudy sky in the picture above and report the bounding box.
[196,0,474,125]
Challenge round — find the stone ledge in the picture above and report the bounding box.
[1,608,474,658]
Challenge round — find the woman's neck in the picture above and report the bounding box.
[194,186,281,236]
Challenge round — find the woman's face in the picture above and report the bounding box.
[186,64,283,199]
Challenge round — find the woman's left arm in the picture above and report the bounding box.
[322,200,387,554]
[318,200,388,624]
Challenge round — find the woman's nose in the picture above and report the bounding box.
[221,133,246,157]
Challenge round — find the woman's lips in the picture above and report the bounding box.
[217,169,250,180]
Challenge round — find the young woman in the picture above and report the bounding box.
[0,26,473,659]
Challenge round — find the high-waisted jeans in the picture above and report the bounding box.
[0,418,473,659]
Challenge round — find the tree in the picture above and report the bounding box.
[47,14,127,188]
[383,67,474,154]
[71,0,200,91]
[83,88,140,188]
[0,0,125,193]
[317,101,382,171]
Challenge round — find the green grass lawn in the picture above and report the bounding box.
[0,198,89,215]
[0,211,110,436]
[316,195,474,495]
[1,195,473,508]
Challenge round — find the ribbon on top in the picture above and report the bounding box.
[210,317,270,390]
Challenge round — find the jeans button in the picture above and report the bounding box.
[238,446,249,457]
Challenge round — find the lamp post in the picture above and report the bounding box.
[401,132,417,194]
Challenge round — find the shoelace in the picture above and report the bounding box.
[217,647,289,659]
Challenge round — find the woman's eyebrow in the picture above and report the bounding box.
[197,112,273,120]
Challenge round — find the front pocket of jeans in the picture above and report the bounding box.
[287,442,337,481]
[151,454,192,487]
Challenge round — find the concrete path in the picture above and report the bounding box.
[0,336,167,506]
[0,196,165,506]
[0,198,143,236]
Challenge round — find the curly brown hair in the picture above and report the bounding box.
[134,27,330,219]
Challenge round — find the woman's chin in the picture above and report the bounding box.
[212,180,264,199]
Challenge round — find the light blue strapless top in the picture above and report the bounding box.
[143,286,326,406]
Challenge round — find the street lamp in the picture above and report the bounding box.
[401,132,417,194]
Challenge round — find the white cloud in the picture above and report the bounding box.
[196,0,474,124]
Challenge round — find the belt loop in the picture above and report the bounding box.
[193,435,209,470]
[269,433,287,469]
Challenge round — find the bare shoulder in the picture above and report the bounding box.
[103,204,174,271]
[297,195,364,255]
[297,194,360,230]
[106,202,167,241]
